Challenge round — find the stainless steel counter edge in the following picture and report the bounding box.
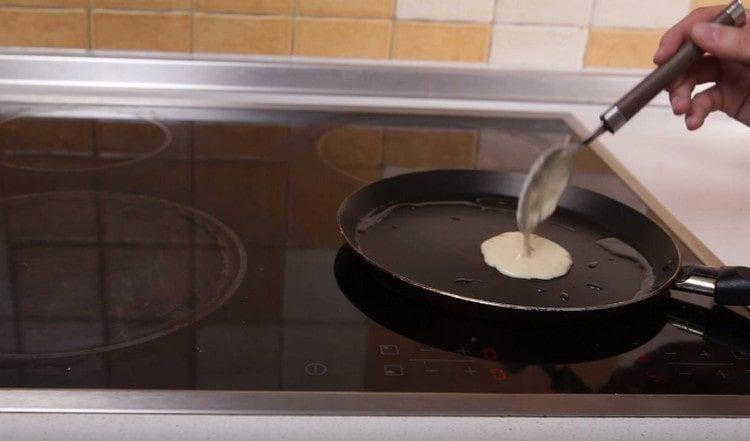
[0,51,656,108]
[0,390,748,416]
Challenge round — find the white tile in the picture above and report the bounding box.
[496,0,594,26]
[396,0,495,22]
[592,0,691,29]
[489,25,588,70]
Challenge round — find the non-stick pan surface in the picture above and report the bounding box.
[334,245,667,363]
[338,170,679,320]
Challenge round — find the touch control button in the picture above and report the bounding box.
[304,362,328,376]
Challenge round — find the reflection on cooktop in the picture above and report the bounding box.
[0,191,245,358]
[0,112,171,172]
[0,105,746,395]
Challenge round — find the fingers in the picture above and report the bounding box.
[666,57,720,115]
[691,23,750,62]
[654,6,727,64]
[685,85,724,130]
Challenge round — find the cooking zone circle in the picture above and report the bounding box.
[0,110,172,172]
[0,191,246,359]
[315,121,566,184]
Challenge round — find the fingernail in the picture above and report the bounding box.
[686,115,700,128]
[692,23,721,45]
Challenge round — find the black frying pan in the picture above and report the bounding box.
[335,245,666,363]
[335,245,750,363]
[337,170,750,321]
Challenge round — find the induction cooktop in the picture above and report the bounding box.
[0,104,747,413]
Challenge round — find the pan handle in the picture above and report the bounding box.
[674,265,750,305]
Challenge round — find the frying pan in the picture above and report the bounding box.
[335,245,666,363]
[335,245,750,392]
[337,170,750,321]
[335,245,750,363]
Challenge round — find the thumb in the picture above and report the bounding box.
[691,23,750,62]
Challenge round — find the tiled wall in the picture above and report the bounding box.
[0,0,726,69]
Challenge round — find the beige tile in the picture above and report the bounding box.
[0,8,87,48]
[592,0,691,28]
[396,0,495,22]
[92,0,189,9]
[294,17,391,58]
[298,0,394,18]
[195,0,291,14]
[318,127,383,165]
[392,21,490,62]
[496,0,593,26]
[92,10,190,52]
[384,128,477,168]
[585,28,663,68]
[194,14,292,55]
[490,25,587,70]
[0,0,86,6]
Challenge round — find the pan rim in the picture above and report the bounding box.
[337,169,682,314]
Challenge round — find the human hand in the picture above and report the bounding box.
[653,5,750,130]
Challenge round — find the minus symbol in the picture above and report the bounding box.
[425,369,440,373]
[665,352,677,355]
[419,348,434,352]
[679,372,693,376]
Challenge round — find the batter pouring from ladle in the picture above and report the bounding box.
[482,1,748,280]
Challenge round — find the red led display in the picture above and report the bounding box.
[482,347,498,360]
[490,368,507,381]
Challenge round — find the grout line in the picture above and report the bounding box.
[590,0,599,27]
[581,0,598,69]
[387,21,396,59]
[88,0,94,50]
[89,7,192,14]
[486,0,500,64]
[387,0,396,59]
[191,10,398,21]
[0,5,187,13]
[0,5,87,12]
[189,0,195,53]
[0,4,503,25]
[580,26,591,71]
[386,19,395,60]
[290,0,297,55]
[0,4,83,10]
[397,17,494,26]
[192,9,288,15]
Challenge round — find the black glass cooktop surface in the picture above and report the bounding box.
[0,105,748,394]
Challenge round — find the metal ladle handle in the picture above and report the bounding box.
[600,0,746,133]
